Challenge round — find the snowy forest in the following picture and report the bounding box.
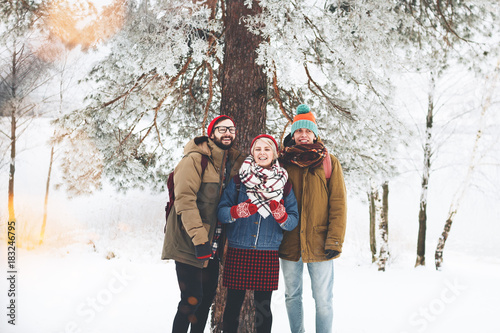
[1,1,500,333]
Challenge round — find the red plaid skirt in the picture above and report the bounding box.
[223,247,279,291]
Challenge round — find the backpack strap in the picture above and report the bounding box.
[164,153,209,233]
[323,152,332,181]
[183,152,209,177]
[200,154,209,174]
[284,181,292,196]
[233,174,241,191]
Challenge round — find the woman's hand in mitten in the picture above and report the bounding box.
[230,199,258,219]
[270,200,287,224]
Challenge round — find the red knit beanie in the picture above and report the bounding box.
[250,134,279,152]
[207,115,235,137]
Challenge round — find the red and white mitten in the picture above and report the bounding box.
[230,199,258,219]
[270,200,287,224]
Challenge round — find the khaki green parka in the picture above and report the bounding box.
[161,136,244,268]
[278,153,347,263]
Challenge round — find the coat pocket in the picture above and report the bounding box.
[162,210,185,259]
[177,221,212,254]
[279,229,300,259]
[312,225,328,256]
[197,182,220,227]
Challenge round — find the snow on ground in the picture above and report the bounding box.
[1,243,499,333]
[1,118,500,332]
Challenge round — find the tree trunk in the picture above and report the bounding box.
[435,59,498,270]
[8,46,18,224]
[212,1,267,332]
[416,72,435,268]
[435,213,454,270]
[369,182,390,270]
[377,182,389,271]
[368,188,377,263]
[211,264,227,333]
[40,140,55,245]
[8,106,16,223]
[219,0,267,155]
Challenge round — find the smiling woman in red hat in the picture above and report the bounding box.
[217,134,299,333]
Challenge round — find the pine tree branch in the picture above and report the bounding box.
[303,63,352,118]
[102,72,148,108]
[117,111,146,148]
[279,120,291,148]
[102,56,192,110]
[189,63,205,106]
[169,57,193,87]
[271,64,293,147]
[433,0,473,44]
[153,108,163,150]
[271,66,292,123]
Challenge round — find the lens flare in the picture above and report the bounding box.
[44,0,125,52]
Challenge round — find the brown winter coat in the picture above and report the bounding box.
[161,136,244,268]
[278,153,347,263]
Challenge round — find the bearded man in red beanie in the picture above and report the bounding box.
[162,115,245,333]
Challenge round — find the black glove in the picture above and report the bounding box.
[195,242,212,261]
[325,249,340,259]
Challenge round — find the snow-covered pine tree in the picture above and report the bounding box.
[57,0,228,191]
[56,0,424,193]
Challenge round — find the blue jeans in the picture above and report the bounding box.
[280,258,334,333]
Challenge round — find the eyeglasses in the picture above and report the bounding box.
[214,126,236,134]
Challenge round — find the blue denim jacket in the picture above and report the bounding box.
[217,177,299,250]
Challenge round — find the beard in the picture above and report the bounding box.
[213,135,235,150]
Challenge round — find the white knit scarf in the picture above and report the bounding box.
[239,155,288,218]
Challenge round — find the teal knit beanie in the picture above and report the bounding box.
[291,104,318,138]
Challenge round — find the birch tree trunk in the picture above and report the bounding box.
[40,140,55,245]
[211,1,267,332]
[368,189,377,263]
[377,182,389,271]
[369,181,390,270]
[435,214,454,270]
[435,60,498,270]
[416,72,435,267]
